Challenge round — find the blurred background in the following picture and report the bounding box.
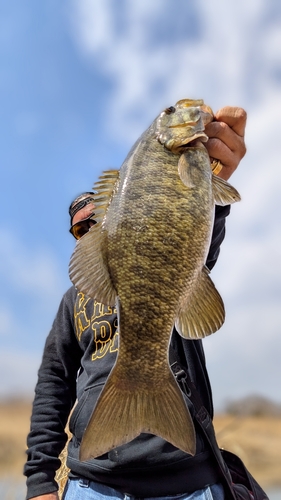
[1,0,281,496]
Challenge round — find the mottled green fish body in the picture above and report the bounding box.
[69,99,240,461]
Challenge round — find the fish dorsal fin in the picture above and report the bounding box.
[212,174,241,206]
[69,169,119,305]
[175,266,225,339]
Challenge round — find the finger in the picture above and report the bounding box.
[205,121,242,153]
[206,138,235,167]
[206,139,238,180]
[214,106,247,137]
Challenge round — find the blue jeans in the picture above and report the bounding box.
[62,478,225,500]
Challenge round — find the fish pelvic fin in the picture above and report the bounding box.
[79,368,196,461]
[176,266,225,339]
[69,169,120,305]
[212,174,241,205]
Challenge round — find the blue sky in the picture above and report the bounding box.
[1,0,281,410]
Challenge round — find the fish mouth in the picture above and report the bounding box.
[168,120,199,129]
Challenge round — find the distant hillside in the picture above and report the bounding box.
[1,396,281,491]
[225,395,281,417]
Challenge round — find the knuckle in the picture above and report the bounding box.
[236,108,247,121]
[214,121,228,136]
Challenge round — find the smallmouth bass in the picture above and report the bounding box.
[69,98,240,461]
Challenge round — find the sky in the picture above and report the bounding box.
[1,0,281,411]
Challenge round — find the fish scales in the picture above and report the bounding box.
[69,98,241,461]
[106,145,209,368]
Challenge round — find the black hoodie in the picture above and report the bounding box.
[24,205,230,499]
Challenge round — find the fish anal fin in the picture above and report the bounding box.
[80,368,196,461]
[176,266,225,339]
[212,174,241,206]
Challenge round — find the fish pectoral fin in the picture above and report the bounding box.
[80,368,196,461]
[178,146,210,188]
[212,174,241,205]
[175,266,225,339]
[178,151,195,188]
[69,223,117,305]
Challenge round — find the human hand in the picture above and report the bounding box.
[204,106,247,181]
[30,493,59,500]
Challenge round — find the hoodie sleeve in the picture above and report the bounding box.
[206,205,231,271]
[24,286,82,500]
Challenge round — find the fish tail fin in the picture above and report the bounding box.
[212,173,241,205]
[80,368,196,461]
[142,371,196,455]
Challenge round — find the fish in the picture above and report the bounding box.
[69,98,241,461]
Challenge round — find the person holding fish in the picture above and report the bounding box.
[24,102,247,500]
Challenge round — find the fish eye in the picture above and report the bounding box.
[165,106,176,114]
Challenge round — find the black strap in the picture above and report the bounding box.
[170,345,268,500]
[169,345,237,500]
[169,347,237,499]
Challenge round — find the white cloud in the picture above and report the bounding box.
[65,0,281,408]
[68,0,281,142]
[1,0,275,407]
[69,0,114,54]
